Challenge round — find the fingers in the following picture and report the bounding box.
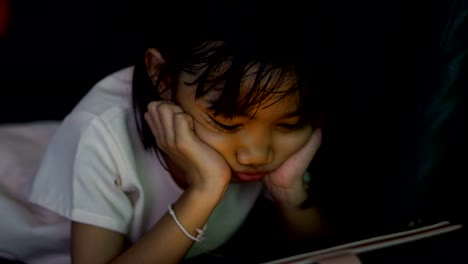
[145,101,165,147]
[145,101,193,154]
[144,101,231,190]
[310,128,322,151]
[291,127,322,169]
[157,102,183,147]
[173,112,195,152]
[303,127,322,161]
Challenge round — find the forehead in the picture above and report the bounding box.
[179,58,302,118]
[240,64,296,93]
[199,68,298,105]
[201,86,300,120]
[241,74,299,112]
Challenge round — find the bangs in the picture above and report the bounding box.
[180,41,312,120]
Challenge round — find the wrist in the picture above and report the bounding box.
[272,171,310,210]
[186,181,228,204]
[187,171,231,195]
[275,189,308,211]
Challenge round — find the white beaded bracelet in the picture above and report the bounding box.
[168,204,207,242]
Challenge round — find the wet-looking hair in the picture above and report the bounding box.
[132,37,324,152]
[132,0,325,152]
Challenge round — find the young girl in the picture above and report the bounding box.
[0,5,328,264]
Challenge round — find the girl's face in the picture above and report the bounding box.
[173,71,314,183]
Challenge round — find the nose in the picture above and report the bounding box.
[236,130,274,166]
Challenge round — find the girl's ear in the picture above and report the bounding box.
[145,48,171,100]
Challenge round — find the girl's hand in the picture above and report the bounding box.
[145,101,232,194]
[263,128,322,208]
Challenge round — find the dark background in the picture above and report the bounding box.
[0,0,140,122]
[0,0,466,262]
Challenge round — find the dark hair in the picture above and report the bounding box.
[130,0,328,153]
[132,38,324,152]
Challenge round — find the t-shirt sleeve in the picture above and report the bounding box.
[29,111,133,234]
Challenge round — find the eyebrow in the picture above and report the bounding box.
[204,102,301,120]
[281,110,301,118]
[202,93,302,119]
[229,110,302,121]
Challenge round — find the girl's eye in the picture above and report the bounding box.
[208,118,241,133]
[277,123,306,132]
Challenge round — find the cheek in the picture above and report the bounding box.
[274,129,313,160]
[192,121,233,157]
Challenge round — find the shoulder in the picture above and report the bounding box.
[30,105,139,233]
[72,66,135,117]
[32,65,141,193]
[54,66,138,153]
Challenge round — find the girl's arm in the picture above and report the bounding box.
[274,194,329,242]
[263,128,329,242]
[72,101,231,263]
[72,186,225,264]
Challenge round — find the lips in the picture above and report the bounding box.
[234,171,270,182]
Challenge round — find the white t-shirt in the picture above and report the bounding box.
[0,67,263,263]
